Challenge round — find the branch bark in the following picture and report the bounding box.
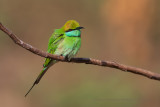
[1,22,160,81]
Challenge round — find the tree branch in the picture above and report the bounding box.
[1,22,160,81]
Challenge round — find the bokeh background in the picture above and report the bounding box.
[0,0,160,107]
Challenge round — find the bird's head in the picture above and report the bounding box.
[62,20,84,32]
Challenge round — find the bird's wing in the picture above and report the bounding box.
[43,29,65,67]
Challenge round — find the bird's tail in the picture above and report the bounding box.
[25,61,55,97]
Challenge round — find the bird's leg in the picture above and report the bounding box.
[64,55,72,62]
[64,55,69,61]
[60,54,68,61]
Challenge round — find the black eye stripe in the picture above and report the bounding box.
[66,29,73,32]
[65,27,84,32]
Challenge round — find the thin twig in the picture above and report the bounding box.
[1,22,160,81]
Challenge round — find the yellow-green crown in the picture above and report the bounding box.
[62,20,80,31]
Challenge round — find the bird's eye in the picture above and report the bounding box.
[66,29,73,32]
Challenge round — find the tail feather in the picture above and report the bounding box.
[25,67,48,97]
[25,61,56,97]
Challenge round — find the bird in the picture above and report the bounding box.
[25,20,84,97]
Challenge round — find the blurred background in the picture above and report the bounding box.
[0,0,160,107]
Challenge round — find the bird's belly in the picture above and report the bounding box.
[54,37,81,59]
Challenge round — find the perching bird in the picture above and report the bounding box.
[25,20,84,97]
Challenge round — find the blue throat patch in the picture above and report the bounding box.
[65,30,81,37]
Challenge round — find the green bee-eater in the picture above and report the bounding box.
[25,20,84,97]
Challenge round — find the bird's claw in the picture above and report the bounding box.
[64,55,71,62]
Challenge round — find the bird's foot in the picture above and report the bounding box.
[64,55,71,62]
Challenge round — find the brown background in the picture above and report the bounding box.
[0,0,160,107]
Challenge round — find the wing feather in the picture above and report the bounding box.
[43,29,65,67]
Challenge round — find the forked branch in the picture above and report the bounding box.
[1,22,160,81]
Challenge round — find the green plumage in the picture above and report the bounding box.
[25,20,83,97]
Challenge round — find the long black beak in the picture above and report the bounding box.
[76,26,84,30]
